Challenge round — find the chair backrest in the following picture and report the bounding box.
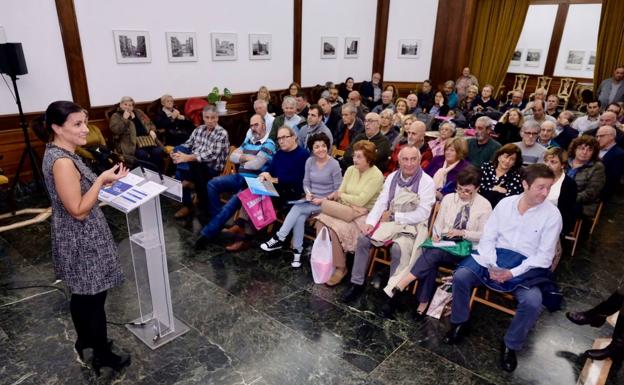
[104,104,119,122]
[332,148,345,158]
[512,74,530,93]
[427,201,441,237]
[536,76,552,94]
[557,77,577,109]
[221,146,237,176]
[573,84,594,112]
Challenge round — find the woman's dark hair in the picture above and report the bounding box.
[568,135,600,162]
[491,143,523,170]
[30,100,84,142]
[435,91,448,106]
[307,132,331,152]
[456,166,482,187]
[344,77,354,84]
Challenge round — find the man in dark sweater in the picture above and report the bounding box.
[467,116,501,168]
[341,112,391,172]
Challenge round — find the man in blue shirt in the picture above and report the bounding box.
[195,114,276,251]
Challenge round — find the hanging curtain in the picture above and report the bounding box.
[593,0,624,88]
[468,0,530,90]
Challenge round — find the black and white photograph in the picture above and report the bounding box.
[249,34,271,60]
[320,36,337,59]
[166,32,197,62]
[113,30,151,63]
[510,49,523,66]
[344,37,359,58]
[211,33,237,61]
[586,51,596,70]
[398,39,421,59]
[524,49,541,67]
[565,50,585,70]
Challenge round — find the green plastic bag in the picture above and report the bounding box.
[420,237,473,258]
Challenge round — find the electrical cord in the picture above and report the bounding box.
[1,73,16,101]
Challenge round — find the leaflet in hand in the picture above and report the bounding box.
[244,177,279,197]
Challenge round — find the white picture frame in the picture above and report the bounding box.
[320,36,337,59]
[510,49,523,66]
[211,33,237,61]
[398,39,421,59]
[113,30,151,64]
[249,34,271,60]
[344,37,359,58]
[586,51,596,71]
[524,49,542,67]
[166,32,197,62]
[565,50,585,70]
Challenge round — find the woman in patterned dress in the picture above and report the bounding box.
[32,101,131,375]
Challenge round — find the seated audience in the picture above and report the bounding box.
[270,96,305,140]
[327,86,343,110]
[458,85,479,120]
[426,137,471,199]
[585,112,624,147]
[444,164,562,373]
[287,82,301,98]
[500,89,526,113]
[394,98,409,115]
[428,121,456,157]
[254,99,275,136]
[470,84,498,114]
[443,80,459,109]
[171,106,229,219]
[467,116,501,168]
[565,136,606,217]
[553,110,578,150]
[340,145,436,302]
[524,99,556,125]
[260,133,342,267]
[430,91,451,120]
[495,108,524,145]
[372,90,395,114]
[606,102,624,124]
[513,121,546,164]
[544,147,578,234]
[418,80,435,112]
[406,93,421,115]
[384,84,399,103]
[318,97,341,138]
[480,144,524,207]
[154,94,194,146]
[360,72,382,108]
[545,94,561,119]
[296,92,310,118]
[256,85,280,115]
[314,141,384,285]
[379,167,492,319]
[572,100,601,134]
[335,104,364,151]
[379,109,399,145]
[387,121,432,174]
[596,125,624,200]
[109,96,164,172]
[297,104,333,151]
[339,77,355,101]
[455,67,479,100]
[347,91,369,120]
[522,87,546,114]
[341,112,392,172]
[195,114,276,250]
[536,121,559,149]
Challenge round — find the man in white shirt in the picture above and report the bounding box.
[572,100,601,134]
[443,164,562,373]
[340,145,436,302]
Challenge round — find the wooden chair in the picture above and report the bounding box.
[564,219,583,256]
[332,148,345,158]
[536,76,552,94]
[573,83,594,112]
[495,84,507,108]
[505,74,530,104]
[220,146,237,176]
[556,77,577,110]
[589,201,604,235]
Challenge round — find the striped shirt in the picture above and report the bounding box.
[181,124,230,172]
[237,136,277,177]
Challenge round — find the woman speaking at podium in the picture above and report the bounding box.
[32,101,131,375]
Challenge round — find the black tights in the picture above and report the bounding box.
[70,291,109,354]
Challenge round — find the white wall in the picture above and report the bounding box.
[300,0,376,88]
[553,4,601,79]
[508,5,558,76]
[383,0,438,82]
[0,1,72,115]
[74,0,293,106]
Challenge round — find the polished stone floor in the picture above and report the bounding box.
[1,193,623,385]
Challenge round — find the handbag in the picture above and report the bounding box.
[238,188,277,230]
[320,200,367,222]
[426,281,453,319]
[310,226,334,284]
[420,237,472,258]
[136,135,158,149]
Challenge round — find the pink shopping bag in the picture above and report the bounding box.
[238,188,277,230]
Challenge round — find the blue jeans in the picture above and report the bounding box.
[173,146,218,207]
[450,266,544,351]
[276,202,320,251]
[200,174,245,239]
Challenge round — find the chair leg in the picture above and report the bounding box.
[366,248,379,278]
[469,288,478,310]
[411,279,419,295]
[590,203,603,235]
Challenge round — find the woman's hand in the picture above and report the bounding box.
[492,185,507,194]
[99,163,129,186]
[122,110,131,120]
[149,130,157,140]
[258,172,272,182]
[311,198,323,205]
[446,229,465,238]
[432,234,441,242]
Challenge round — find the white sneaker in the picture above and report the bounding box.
[260,235,284,252]
[291,248,302,268]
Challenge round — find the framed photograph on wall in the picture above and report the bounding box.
[320,36,337,59]
[344,37,359,58]
[249,34,271,60]
[166,32,197,62]
[510,49,523,66]
[211,33,237,61]
[565,50,585,70]
[113,30,151,64]
[524,49,542,67]
[398,39,421,59]
[586,51,596,71]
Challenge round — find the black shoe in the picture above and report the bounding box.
[378,288,401,319]
[75,339,113,362]
[500,343,518,372]
[412,308,427,321]
[340,284,364,303]
[443,322,470,345]
[260,235,284,252]
[584,338,624,361]
[194,236,211,251]
[92,351,131,376]
[566,311,607,328]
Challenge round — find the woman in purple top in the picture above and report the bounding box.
[425,137,472,200]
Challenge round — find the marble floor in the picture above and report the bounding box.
[1,193,623,385]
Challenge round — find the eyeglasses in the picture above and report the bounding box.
[277,135,293,141]
[364,119,379,124]
[250,123,262,128]
[595,134,609,138]
[523,132,539,136]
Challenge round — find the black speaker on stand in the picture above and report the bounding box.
[0,42,44,193]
